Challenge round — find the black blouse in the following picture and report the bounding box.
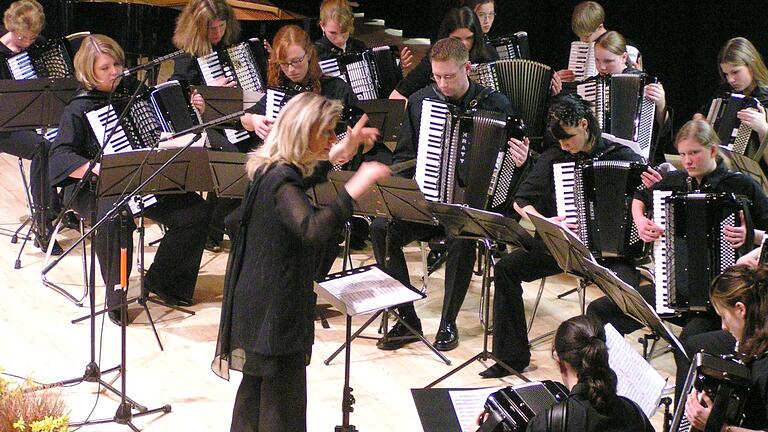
[526,382,655,432]
[212,162,354,378]
[314,35,368,61]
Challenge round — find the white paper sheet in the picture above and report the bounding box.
[448,387,503,432]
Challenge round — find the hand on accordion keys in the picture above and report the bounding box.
[190,89,206,115]
[212,75,236,88]
[507,136,529,167]
[684,390,715,431]
[241,114,274,139]
[737,103,768,141]
[636,215,663,243]
[723,210,748,249]
[551,214,578,233]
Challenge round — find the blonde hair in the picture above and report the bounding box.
[675,119,731,169]
[172,0,240,57]
[429,37,469,65]
[73,34,125,91]
[246,92,341,179]
[595,30,626,57]
[718,37,768,89]
[3,0,44,35]
[319,0,355,34]
[572,1,604,38]
[268,25,322,93]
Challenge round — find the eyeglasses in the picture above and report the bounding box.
[278,54,307,69]
[477,12,496,19]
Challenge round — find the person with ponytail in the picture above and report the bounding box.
[526,315,654,431]
[685,265,768,431]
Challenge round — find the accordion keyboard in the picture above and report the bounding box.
[653,190,674,315]
[553,162,578,225]
[7,52,36,79]
[415,99,450,201]
[568,41,596,82]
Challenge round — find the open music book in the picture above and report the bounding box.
[605,323,667,417]
[603,132,644,158]
[316,265,424,316]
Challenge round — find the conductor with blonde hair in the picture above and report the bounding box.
[213,92,389,432]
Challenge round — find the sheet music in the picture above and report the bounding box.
[448,387,503,432]
[605,324,666,417]
[603,133,644,158]
[318,266,423,316]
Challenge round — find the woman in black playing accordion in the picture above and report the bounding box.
[694,37,768,175]
[389,6,496,100]
[0,0,62,254]
[685,265,768,431]
[520,315,654,431]
[586,119,768,405]
[48,34,210,325]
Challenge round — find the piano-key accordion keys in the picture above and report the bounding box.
[196,38,268,94]
[197,38,268,145]
[85,81,200,212]
[468,59,551,145]
[706,93,759,157]
[653,192,750,314]
[553,160,647,259]
[574,74,656,159]
[264,86,301,121]
[415,98,524,210]
[670,352,750,432]
[488,31,530,60]
[318,45,403,100]
[568,41,597,82]
[5,37,75,80]
[483,380,569,431]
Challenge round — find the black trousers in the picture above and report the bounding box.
[370,217,475,326]
[0,131,58,233]
[230,366,307,432]
[493,236,640,367]
[68,186,210,308]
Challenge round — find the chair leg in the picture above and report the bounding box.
[527,277,547,334]
[420,241,429,292]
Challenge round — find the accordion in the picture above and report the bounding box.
[488,32,530,60]
[706,93,760,158]
[568,41,597,82]
[318,46,403,100]
[196,38,268,94]
[670,352,750,432]
[480,380,569,432]
[574,73,657,159]
[264,86,302,121]
[86,80,201,155]
[5,37,75,80]
[468,59,551,146]
[653,191,751,315]
[196,38,268,145]
[414,98,525,211]
[554,160,648,259]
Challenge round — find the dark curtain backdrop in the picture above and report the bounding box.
[361,0,768,134]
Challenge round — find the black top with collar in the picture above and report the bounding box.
[634,160,768,231]
[526,382,655,432]
[392,79,518,174]
[314,35,368,61]
[514,137,644,218]
[742,353,768,429]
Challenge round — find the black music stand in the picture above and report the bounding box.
[317,172,451,365]
[207,151,249,199]
[529,214,687,361]
[424,203,534,388]
[356,99,406,154]
[316,264,426,432]
[0,78,78,268]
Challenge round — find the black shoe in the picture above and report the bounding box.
[205,238,222,253]
[34,236,63,255]
[427,250,445,271]
[148,285,193,307]
[376,319,423,351]
[479,361,529,379]
[62,212,82,230]
[434,322,459,351]
[108,310,122,326]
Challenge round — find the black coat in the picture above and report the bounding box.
[213,162,354,378]
[314,35,368,61]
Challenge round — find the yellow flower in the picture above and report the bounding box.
[13,418,26,431]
